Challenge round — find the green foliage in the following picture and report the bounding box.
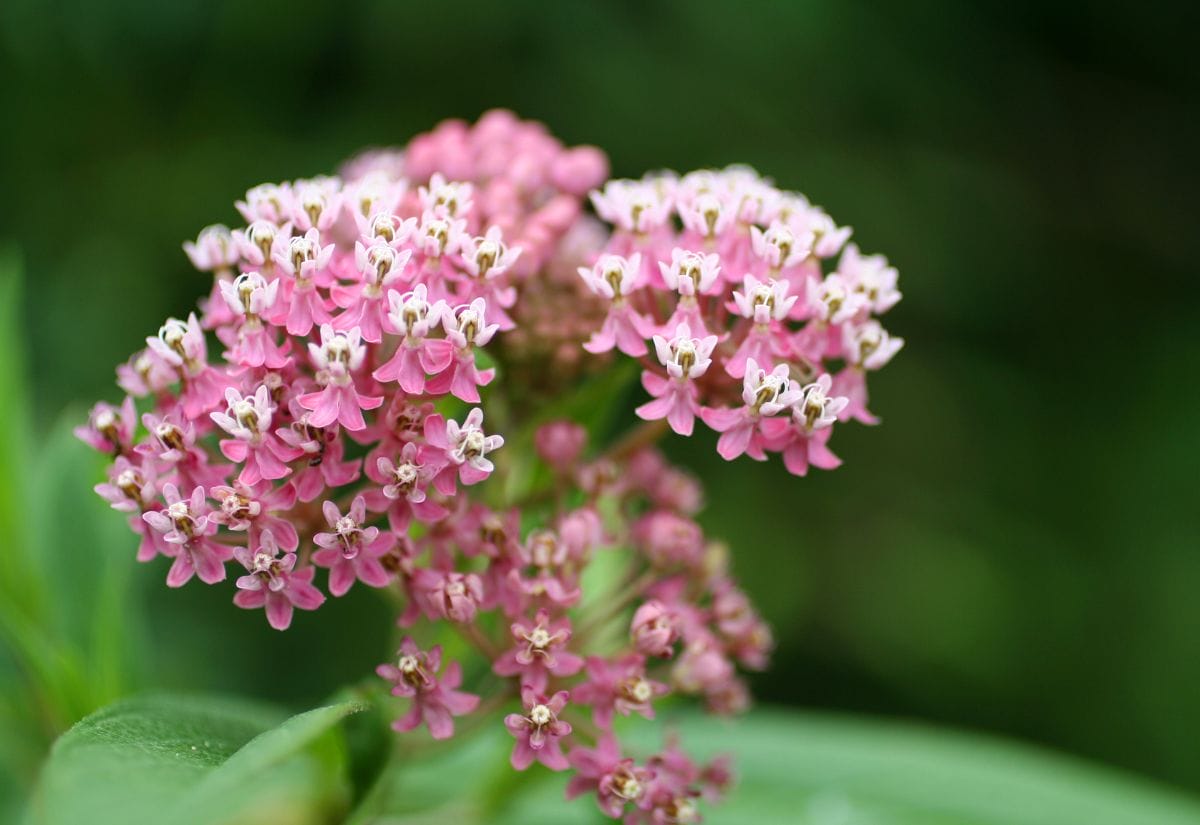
[353,711,1200,825]
[34,697,1200,825]
[31,695,364,825]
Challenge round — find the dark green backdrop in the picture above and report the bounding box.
[2,0,1197,793]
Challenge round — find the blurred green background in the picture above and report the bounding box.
[1,0,1198,806]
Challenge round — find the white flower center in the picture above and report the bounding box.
[628,678,652,703]
[461,429,485,458]
[529,704,552,727]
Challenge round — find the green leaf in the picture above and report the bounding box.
[352,709,1200,825]
[31,694,365,825]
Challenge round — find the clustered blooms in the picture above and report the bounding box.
[582,167,903,475]
[81,111,900,822]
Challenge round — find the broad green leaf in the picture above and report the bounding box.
[31,694,365,825]
[351,709,1200,825]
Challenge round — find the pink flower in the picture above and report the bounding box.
[146,314,227,418]
[658,248,722,298]
[424,407,504,491]
[218,272,289,369]
[366,442,446,532]
[94,456,155,513]
[762,374,849,476]
[506,530,582,611]
[415,569,484,623]
[573,654,668,729]
[504,685,572,771]
[806,273,865,326]
[210,386,300,485]
[332,240,413,342]
[419,173,473,219]
[839,243,901,314]
[76,397,137,454]
[298,325,383,431]
[590,179,672,234]
[137,411,229,490]
[459,226,521,281]
[578,253,654,357]
[236,185,288,224]
[415,209,468,259]
[376,639,480,740]
[233,219,289,267]
[141,483,232,587]
[750,220,812,271]
[209,480,300,551]
[426,298,499,402]
[311,496,394,596]
[534,420,588,471]
[843,319,904,371]
[183,224,238,272]
[493,608,584,691]
[266,229,336,338]
[372,284,451,393]
[699,359,802,461]
[635,323,717,436]
[287,180,342,232]
[725,275,797,379]
[632,510,706,568]
[566,733,655,818]
[631,600,679,658]
[277,405,362,501]
[233,530,325,630]
[116,349,176,397]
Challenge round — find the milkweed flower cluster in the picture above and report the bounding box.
[81,111,901,822]
[583,168,903,475]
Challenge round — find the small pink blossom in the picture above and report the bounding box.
[146,314,227,417]
[424,407,504,491]
[573,654,668,729]
[632,510,706,568]
[75,397,137,454]
[372,284,452,393]
[232,530,325,630]
[505,685,572,771]
[459,226,521,281]
[631,600,679,658]
[762,374,849,475]
[209,480,299,551]
[635,323,717,436]
[210,386,300,485]
[311,496,394,596]
[566,733,655,819]
[141,483,231,587]
[493,608,584,691]
[415,568,484,623]
[376,639,480,740]
[298,325,383,431]
[183,224,238,272]
[750,220,811,270]
[578,253,654,356]
[217,272,290,369]
[427,298,499,402]
[700,359,802,461]
[366,442,446,532]
[534,420,588,471]
[332,240,413,342]
[94,456,155,513]
[658,248,722,298]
